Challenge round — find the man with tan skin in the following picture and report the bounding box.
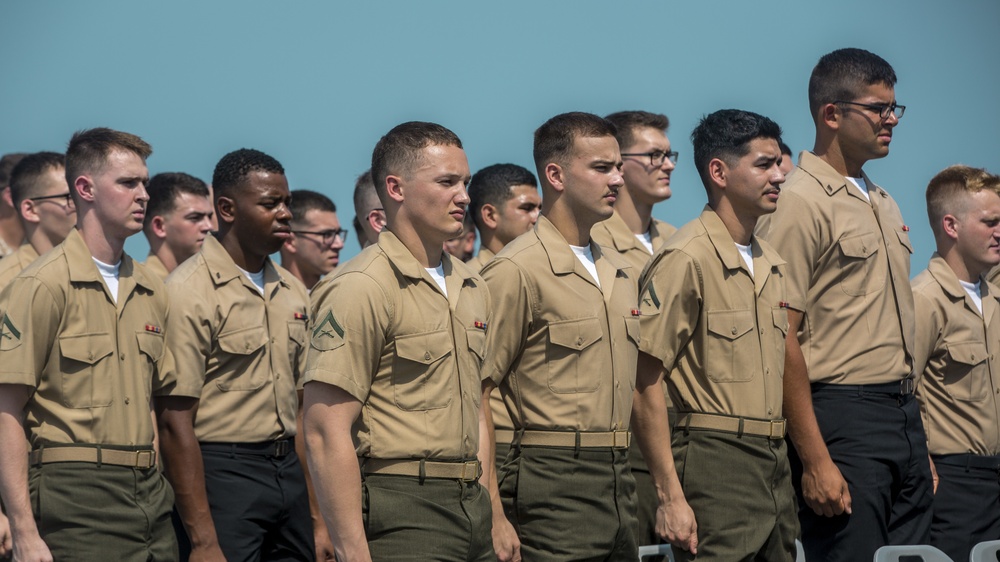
[633,109,796,561]
[0,128,176,561]
[592,110,678,551]
[142,172,214,279]
[351,169,384,249]
[912,165,1000,562]
[156,149,318,561]
[759,48,932,560]
[0,153,27,257]
[482,112,640,560]
[281,189,346,291]
[444,211,477,262]
[0,152,77,290]
[778,141,795,176]
[303,121,512,561]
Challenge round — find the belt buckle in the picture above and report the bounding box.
[273,440,291,458]
[769,420,786,439]
[461,461,480,481]
[135,450,156,469]
[613,431,630,448]
[900,378,914,395]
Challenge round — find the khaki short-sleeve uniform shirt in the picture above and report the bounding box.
[143,254,169,282]
[758,151,915,384]
[304,231,491,460]
[158,235,308,443]
[0,243,39,292]
[639,207,787,418]
[590,211,676,267]
[467,246,495,273]
[913,255,1000,456]
[481,216,639,432]
[988,266,1000,287]
[0,229,168,446]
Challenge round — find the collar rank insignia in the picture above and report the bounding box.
[294,312,308,321]
[474,321,487,331]
[145,324,162,334]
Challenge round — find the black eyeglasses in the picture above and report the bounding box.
[621,150,679,167]
[31,192,75,208]
[292,228,349,245]
[833,100,906,120]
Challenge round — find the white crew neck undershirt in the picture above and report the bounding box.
[635,231,654,253]
[237,264,266,294]
[846,176,871,203]
[735,242,754,276]
[960,279,983,314]
[426,264,447,296]
[93,257,121,304]
[570,244,600,288]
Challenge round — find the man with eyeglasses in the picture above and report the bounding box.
[0,152,76,291]
[758,47,931,561]
[591,110,678,554]
[280,189,346,291]
[142,172,214,280]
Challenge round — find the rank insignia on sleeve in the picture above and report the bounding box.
[474,320,487,331]
[0,314,20,341]
[641,284,661,310]
[144,324,162,334]
[313,310,345,339]
[294,312,308,321]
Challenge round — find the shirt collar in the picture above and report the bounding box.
[63,229,154,291]
[201,234,288,290]
[377,229,475,282]
[698,206,785,272]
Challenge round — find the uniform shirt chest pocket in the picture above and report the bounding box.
[944,342,990,402]
[59,332,115,408]
[216,326,269,391]
[393,329,454,411]
[837,232,885,296]
[705,310,756,383]
[546,317,604,394]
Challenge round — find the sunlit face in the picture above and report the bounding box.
[162,192,214,264]
[493,184,541,246]
[230,171,292,259]
[837,82,899,164]
[395,144,472,243]
[558,135,624,223]
[289,208,344,275]
[722,137,785,219]
[31,166,76,246]
[84,149,150,240]
[953,189,1000,276]
[621,127,675,204]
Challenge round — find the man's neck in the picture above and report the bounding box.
[0,211,24,252]
[386,222,445,269]
[941,245,983,284]
[541,204,597,247]
[281,257,320,290]
[150,243,182,275]
[78,226,124,264]
[813,134,864,177]
[217,228,266,272]
[613,188,653,235]
[25,227,57,256]
[712,200,756,246]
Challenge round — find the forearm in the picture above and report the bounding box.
[631,375,684,505]
[295,399,331,539]
[0,409,37,541]
[157,410,219,548]
[477,384,503,518]
[305,422,369,561]
[782,327,830,467]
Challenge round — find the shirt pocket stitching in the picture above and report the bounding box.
[59,332,114,408]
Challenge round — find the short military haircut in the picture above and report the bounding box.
[604,111,670,152]
[352,168,378,219]
[212,148,284,201]
[144,172,210,230]
[371,122,463,201]
[533,112,618,176]
[808,48,897,119]
[468,163,538,232]
[289,189,337,226]
[10,151,65,208]
[0,153,28,188]
[65,128,152,191]
[691,109,783,192]
[926,165,1000,238]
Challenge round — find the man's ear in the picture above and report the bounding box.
[19,199,41,225]
[74,175,96,203]
[216,196,237,225]
[150,215,169,240]
[385,175,404,203]
[481,203,499,230]
[544,163,565,193]
[707,158,728,191]
[820,103,841,132]
[941,214,960,241]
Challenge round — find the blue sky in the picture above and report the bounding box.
[2,0,998,269]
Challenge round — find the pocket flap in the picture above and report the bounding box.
[218,326,268,356]
[466,328,486,361]
[838,232,879,259]
[396,330,452,365]
[707,310,755,341]
[60,333,114,364]
[772,308,789,337]
[896,228,914,254]
[548,317,603,351]
[625,316,640,345]
[948,342,988,366]
[136,331,164,362]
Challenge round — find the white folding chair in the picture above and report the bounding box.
[638,544,675,561]
[970,539,1000,562]
[873,544,954,562]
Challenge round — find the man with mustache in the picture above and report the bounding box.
[156,149,317,561]
[141,172,214,280]
[758,48,932,560]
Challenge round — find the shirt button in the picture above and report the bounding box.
[765,368,770,375]
[424,352,431,360]
[731,326,738,335]
[120,353,125,360]
[768,408,773,415]
[124,397,130,405]
[276,373,281,379]
[576,337,583,346]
